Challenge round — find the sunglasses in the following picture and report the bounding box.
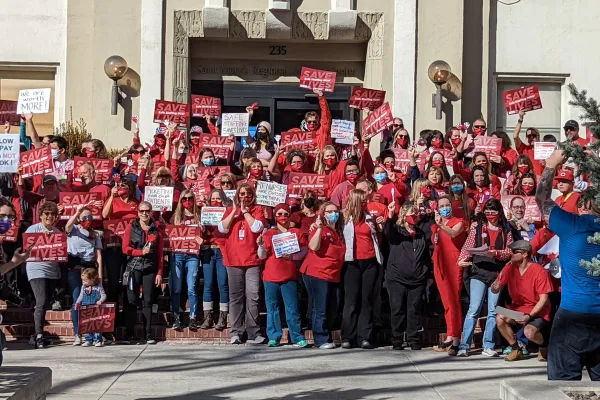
[275,212,290,217]
[306,120,318,125]
[132,150,145,155]
[81,215,94,222]
[221,180,232,184]
[564,127,577,131]
[181,196,194,201]
[346,170,360,175]
[484,210,499,215]
[43,212,57,217]
[526,134,538,139]
[398,135,409,139]
[138,209,151,214]
[473,125,486,129]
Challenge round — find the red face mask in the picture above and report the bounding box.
[276,216,290,226]
[473,128,486,136]
[346,172,359,184]
[431,159,444,168]
[451,137,462,147]
[518,166,529,174]
[155,137,166,148]
[396,137,409,148]
[80,220,93,230]
[117,188,129,197]
[405,215,418,226]
[250,168,262,178]
[420,186,432,198]
[210,201,222,207]
[291,162,304,172]
[323,158,337,168]
[486,214,500,224]
[131,153,141,162]
[307,122,319,132]
[522,184,535,194]
[85,150,96,158]
[384,162,394,171]
[431,139,442,148]
[182,200,194,210]
[190,137,200,146]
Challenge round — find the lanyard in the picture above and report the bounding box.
[558,192,574,208]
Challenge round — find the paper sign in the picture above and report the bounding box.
[0,134,20,173]
[186,133,231,160]
[473,136,502,158]
[495,306,524,321]
[299,67,336,93]
[330,120,355,141]
[0,100,20,126]
[79,303,116,335]
[280,131,316,152]
[73,157,112,185]
[221,113,249,137]
[59,192,103,221]
[392,149,411,171]
[145,186,174,211]
[362,102,393,140]
[103,219,128,248]
[349,87,386,110]
[272,232,301,258]
[0,221,19,242]
[153,100,190,127]
[16,88,51,114]
[287,173,329,200]
[538,235,559,255]
[23,232,67,262]
[224,190,236,200]
[20,146,53,178]
[200,207,226,226]
[257,181,288,207]
[162,225,201,254]
[503,86,543,115]
[534,142,557,160]
[501,195,542,222]
[191,95,221,117]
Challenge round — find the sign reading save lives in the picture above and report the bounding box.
[153,100,190,127]
[349,87,386,110]
[16,88,51,114]
[362,102,393,140]
[221,113,249,136]
[503,86,542,115]
[298,67,336,93]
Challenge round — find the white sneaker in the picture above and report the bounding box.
[482,348,499,357]
[230,335,241,345]
[319,343,336,349]
[457,349,469,357]
[82,342,92,347]
[94,341,104,347]
[72,335,82,346]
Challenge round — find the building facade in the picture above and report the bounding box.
[1,0,597,148]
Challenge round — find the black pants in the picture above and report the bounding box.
[126,269,156,339]
[30,278,58,335]
[548,308,600,381]
[105,248,126,326]
[341,259,379,344]
[387,279,425,346]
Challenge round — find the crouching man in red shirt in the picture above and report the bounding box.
[492,240,553,362]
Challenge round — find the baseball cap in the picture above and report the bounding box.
[556,169,574,183]
[563,120,579,130]
[43,175,58,184]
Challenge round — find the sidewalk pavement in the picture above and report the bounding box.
[1,343,565,400]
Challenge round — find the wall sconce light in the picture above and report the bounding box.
[104,56,129,115]
[428,60,452,120]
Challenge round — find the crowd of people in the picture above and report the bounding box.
[0,87,599,381]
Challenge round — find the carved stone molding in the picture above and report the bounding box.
[230,10,266,39]
[292,12,328,40]
[359,13,384,60]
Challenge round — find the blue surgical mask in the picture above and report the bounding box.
[439,207,452,218]
[202,158,215,167]
[326,212,340,224]
[51,149,59,160]
[374,173,387,183]
[450,184,464,194]
[0,217,12,234]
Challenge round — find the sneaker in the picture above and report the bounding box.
[319,343,336,349]
[94,340,104,347]
[482,348,499,357]
[392,344,404,351]
[247,335,266,345]
[294,340,309,348]
[502,346,512,355]
[230,335,242,345]
[35,337,45,349]
[505,348,523,362]
[73,335,82,346]
[538,347,548,362]
[120,337,133,345]
[51,300,62,311]
[146,336,157,345]
[457,349,469,357]
[267,340,279,347]
[82,341,92,347]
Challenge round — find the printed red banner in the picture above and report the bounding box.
[162,225,201,254]
[473,136,502,158]
[190,179,211,204]
[153,100,190,127]
[23,232,67,262]
[191,95,221,117]
[20,146,53,178]
[299,67,336,93]
[287,173,329,200]
[349,87,386,110]
[0,100,20,126]
[59,192,103,220]
[392,149,411,171]
[79,303,116,335]
[73,157,112,185]
[501,195,542,222]
[280,131,317,153]
[503,86,543,115]
[195,166,230,189]
[186,133,231,160]
[103,220,129,248]
[362,102,393,140]
[0,221,19,242]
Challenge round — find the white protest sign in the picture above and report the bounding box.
[224,190,236,200]
[200,206,226,226]
[221,113,249,137]
[144,186,174,211]
[256,180,288,207]
[534,142,557,160]
[0,134,20,173]
[16,88,51,114]
[272,231,301,259]
[330,119,355,141]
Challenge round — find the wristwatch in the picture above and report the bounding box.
[518,119,523,123]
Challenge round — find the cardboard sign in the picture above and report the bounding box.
[59,192,103,221]
[221,113,249,137]
[503,86,543,115]
[200,206,226,226]
[0,134,20,173]
[299,67,336,92]
[162,225,201,254]
[330,120,355,141]
[362,102,393,140]
[224,190,236,200]
[16,88,51,114]
[392,149,411,171]
[0,100,20,126]
[23,232,67,262]
[145,186,174,211]
[272,231,301,259]
[501,195,542,222]
[473,136,502,158]
[78,303,116,335]
[280,131,316,152]
[153,100,190,127]
[349,87,386,110]
[103,219,129,248]
[191,95,221,117]
[73,157,112,185]
[0,221,19,242]
[287,173,329,200]
[20,146,53,178]
[256,181,288,207]
[534,142,557,160]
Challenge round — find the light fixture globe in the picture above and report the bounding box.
[428,60,452,85]
[104,55,128,81]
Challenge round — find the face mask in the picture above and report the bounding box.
[451,137,462,147]
[486,214,500,224]
[346,172,359,184]
[258,132,270,141]
[522,184,535,194]
[202,158,215,167]
[291,162,304,172]
[374,173,387,183]
[323,158,337,168]
[420,186,432,198]
[51,149,59,160]
[405,215,417,226]
[0,217,12,234]
[517,166,529,174]
[303,197,315,209]
[383,162,394,172]
[80,220,92,230]
[250,168,262,178]
[308,122,319,132]
[131,153,141,162]
[190,137,200,146]
[326,211,339,224]
[210,201,222,207]
[431,159,444,168]
[450,184,464,194]
[473,128,486,136]
[396,137,409,148]
[85,150,96,158]
[117,188,129,197]
[431,139,442,148]
[276,216,290,226]
[439,207,452,218]
[155,138,166,148]
[182,200,194,210]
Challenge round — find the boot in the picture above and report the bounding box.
[172,314,182,331]
[200,311,214,330]
[215,311,228,331]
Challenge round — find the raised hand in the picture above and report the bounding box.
[312,88,324,97]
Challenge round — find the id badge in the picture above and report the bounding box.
[238,228,245,241]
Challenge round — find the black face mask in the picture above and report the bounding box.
[257,132,270,142]
[303,197,315,209]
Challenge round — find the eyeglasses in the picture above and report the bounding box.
[80,215,94,222]
[43,212,58,217]
[484,210,499,215]
[306,120,318,125]
[181,196,194,201]
[511,206,525,210]
[275,212,290,217]
[138,209,151,214]
[564,127,576,132]
[474,125,486,129]
[346,170,360,175]
[221,180,232,185]
[0,214,16,221]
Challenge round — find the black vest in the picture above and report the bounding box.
[471,222,507,284]
[126,219,159,272]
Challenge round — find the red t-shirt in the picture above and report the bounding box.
[499,262,553,321]
[300,226,345,282]
[452,198,475,221]
[110,197,139,220]
[556,191,581,214]
[220,205,267,267]
[262,227,306,283]
[290,211,318,240]
[354,220,376,260]
[517,143,544,176]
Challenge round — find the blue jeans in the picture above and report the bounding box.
[264,281,305,344]
[459,278,499,351]
[201,248,229,311]
[170,253,200,318]
[84,333,102,344]
[302,274,332,347]
[67,269,83,336]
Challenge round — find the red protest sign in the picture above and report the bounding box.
[153,100,190,127]
[191,95,221,117]
[20,147,53,178]
[501,195,542,222]
[473,136,502,158]
[73,157,112,185]
[0,221,19,242]
[0,100,20,126]
[78,303,116,335]
[190,133,231,160]
[299,67,336,93]
[59,192,103,220]
[196,166,230,189]
[23,232,67,262]
[503,86,543,115]
[362,102,393,140]
[349,87,386,110]
[287,173,329,200]
[103,220,129,248]
[392,149,410,171]
[280,131,317,153]
[162,225,201,254]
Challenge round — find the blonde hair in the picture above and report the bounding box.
[427,166,446,184]
[152,166,174,186]
[392,129,411,147]
[81,268,100,285]
[315,145,338,174]
[173,189,200,225]
[397,201,417,227]
[343,189,366,223]
[409,178,430,202]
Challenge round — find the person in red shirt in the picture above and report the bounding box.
[448,174,474,225]
[371,164,407,208]
[492,240,553,361]
[300,201,346,349]
[290,190,318,240]
[563,120,586,147]
[454,152,502,194]
[330,160,361,208]
[490,131,518,178]
[218,183,267,345]
[503,155,536,195]
[555,169,581,214]
[102,177,138,220]
[70,162,111,202]
[426,166,448,197]
[513,111,544,175]
[467,166,501,211]
[392,128,411,149]
[257,203,309,348]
